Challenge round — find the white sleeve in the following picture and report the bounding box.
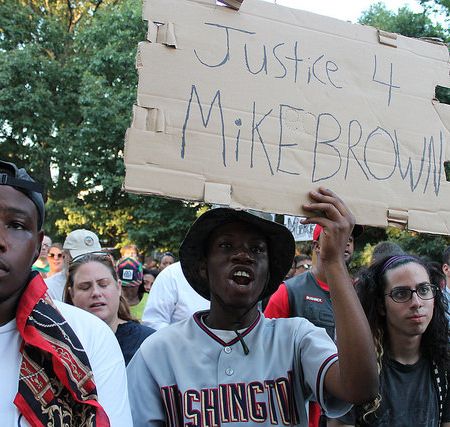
[141,267,177,330]
[296,320,353,418]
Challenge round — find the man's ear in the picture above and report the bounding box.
[33,230,44,264]
[443,263,450,277]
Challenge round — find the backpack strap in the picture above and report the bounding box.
[432,361,448,424]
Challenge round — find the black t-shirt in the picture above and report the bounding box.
[338,356,449,426]
[115,321,155,365]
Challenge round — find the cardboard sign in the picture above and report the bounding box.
[124,0,450,235]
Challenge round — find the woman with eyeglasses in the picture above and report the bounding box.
[330,254,449,427]
[64,253,155,365]
[47,243,65,278]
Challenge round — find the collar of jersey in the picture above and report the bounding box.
[193,310,260,347]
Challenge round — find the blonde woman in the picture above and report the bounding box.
[64,252,154,365]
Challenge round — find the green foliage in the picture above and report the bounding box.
[359,2,449,40]
[0,0,198,252]
[420,0,450,18]
[350,226,450,270]
[385,227,450,261]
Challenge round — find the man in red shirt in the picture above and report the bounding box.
[264,223,362,427]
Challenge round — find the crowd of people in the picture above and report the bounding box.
[1,159,449,427]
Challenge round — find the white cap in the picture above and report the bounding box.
[63,229,102,259]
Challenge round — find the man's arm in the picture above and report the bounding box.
[301,187,378,404]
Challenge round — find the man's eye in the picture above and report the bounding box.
[8,222,25,230]
[418,285,431,296]
[218,242,231,249]
[392,289,409,299]
[252,245,266,254]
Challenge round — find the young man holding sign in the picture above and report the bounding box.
[127,187,378,426]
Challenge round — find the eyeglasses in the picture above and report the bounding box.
[385,283,439,303]
[296,263,312,270]
[48,253,64,259]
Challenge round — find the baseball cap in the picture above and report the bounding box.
[313,223,364,241]
[63,229,102,259]
[179,207,295,301]
[0,160,45,229]
[117,257,143,287]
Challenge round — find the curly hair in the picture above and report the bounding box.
[355,254,449,422]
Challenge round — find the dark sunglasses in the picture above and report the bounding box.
[48,253,64,259]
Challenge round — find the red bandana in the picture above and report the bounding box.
[13,271,109,427]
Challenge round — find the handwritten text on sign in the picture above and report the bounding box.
[126,0,450,234]
[179,23,444,196]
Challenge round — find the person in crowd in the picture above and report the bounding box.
[144,254,158,269]
[330,254,449,426]
[116,257,148,320]
[0,159,132,426]
[45,228,103,301]
[64,252,154,365]
[127,187,379,426]
[143,268,159,292]
[120,244,139,260]
[46,242,65,278]
[265,222,362,337]
[158,251,175,271]
[264,221,362,426]
[285,255,313,280]
[370,241,404,264]
[135,268,160,321]
[294,254,313,276]
[141,261,209,329]
[31,234,52,277]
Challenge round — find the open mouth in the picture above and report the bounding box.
[231,268,254,286]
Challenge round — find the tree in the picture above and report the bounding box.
[0,0,198,253]
[359,2,448,39]
[420,0,450,18]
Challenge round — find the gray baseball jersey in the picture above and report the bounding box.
[127,311,351,426]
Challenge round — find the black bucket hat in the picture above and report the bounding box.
[0,160,45,229]
[179,208,295,301]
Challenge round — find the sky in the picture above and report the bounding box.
[262,0,426,23]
